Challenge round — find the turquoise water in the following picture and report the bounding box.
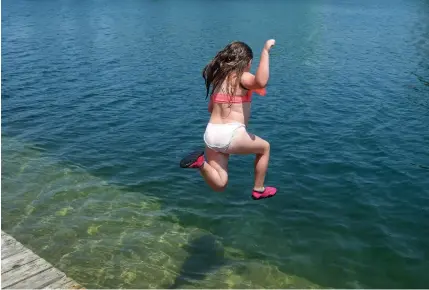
[2,0,429,288]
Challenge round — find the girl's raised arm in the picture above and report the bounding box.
[241,39,275,89]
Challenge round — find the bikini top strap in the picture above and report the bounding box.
[239,83,253,97]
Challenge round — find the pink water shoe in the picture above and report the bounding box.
[252,186,277,200]
[180,150,205,169]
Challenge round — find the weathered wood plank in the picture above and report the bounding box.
[1,235,26,260]
[44,276,82,289]
[1,233,18,247]
[1,246,26,260]
[43,276,75,289]
[1,231,84,289]
[7,268,64,289]
[1,258,53,288]
[2,248,40,274]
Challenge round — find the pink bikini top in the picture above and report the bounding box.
[211,88,266,104]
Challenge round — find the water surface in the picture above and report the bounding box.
[2,0,429,288]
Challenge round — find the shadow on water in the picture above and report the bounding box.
[168,234,227,289]
[412,72,429,87]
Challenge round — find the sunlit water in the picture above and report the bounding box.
[2,0,429,288]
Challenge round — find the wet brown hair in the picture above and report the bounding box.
[202,41,253,100]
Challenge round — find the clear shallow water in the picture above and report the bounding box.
[2,0,429,288]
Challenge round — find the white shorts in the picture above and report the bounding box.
[203,122,245,153]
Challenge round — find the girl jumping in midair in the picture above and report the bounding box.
[180,39,277,200]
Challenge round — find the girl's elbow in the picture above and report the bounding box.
[255,79,268,88]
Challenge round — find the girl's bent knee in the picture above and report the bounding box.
[212,180,228,192]
[263,140,270,152]
[211,183,227,192]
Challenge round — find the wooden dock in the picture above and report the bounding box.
[1,231,83,289]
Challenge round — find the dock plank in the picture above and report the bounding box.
[44,276,81,289]
[8,268,64,289]
[1,231,84,289]
[1,247,25,261]
[2,248,40,274]
[2,258,53,288]
[1,234,26,260]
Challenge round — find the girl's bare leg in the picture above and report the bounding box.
[227,128,270,190]
[199,147,229,192]
[180,147,229,192]
[180,128,276,199]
